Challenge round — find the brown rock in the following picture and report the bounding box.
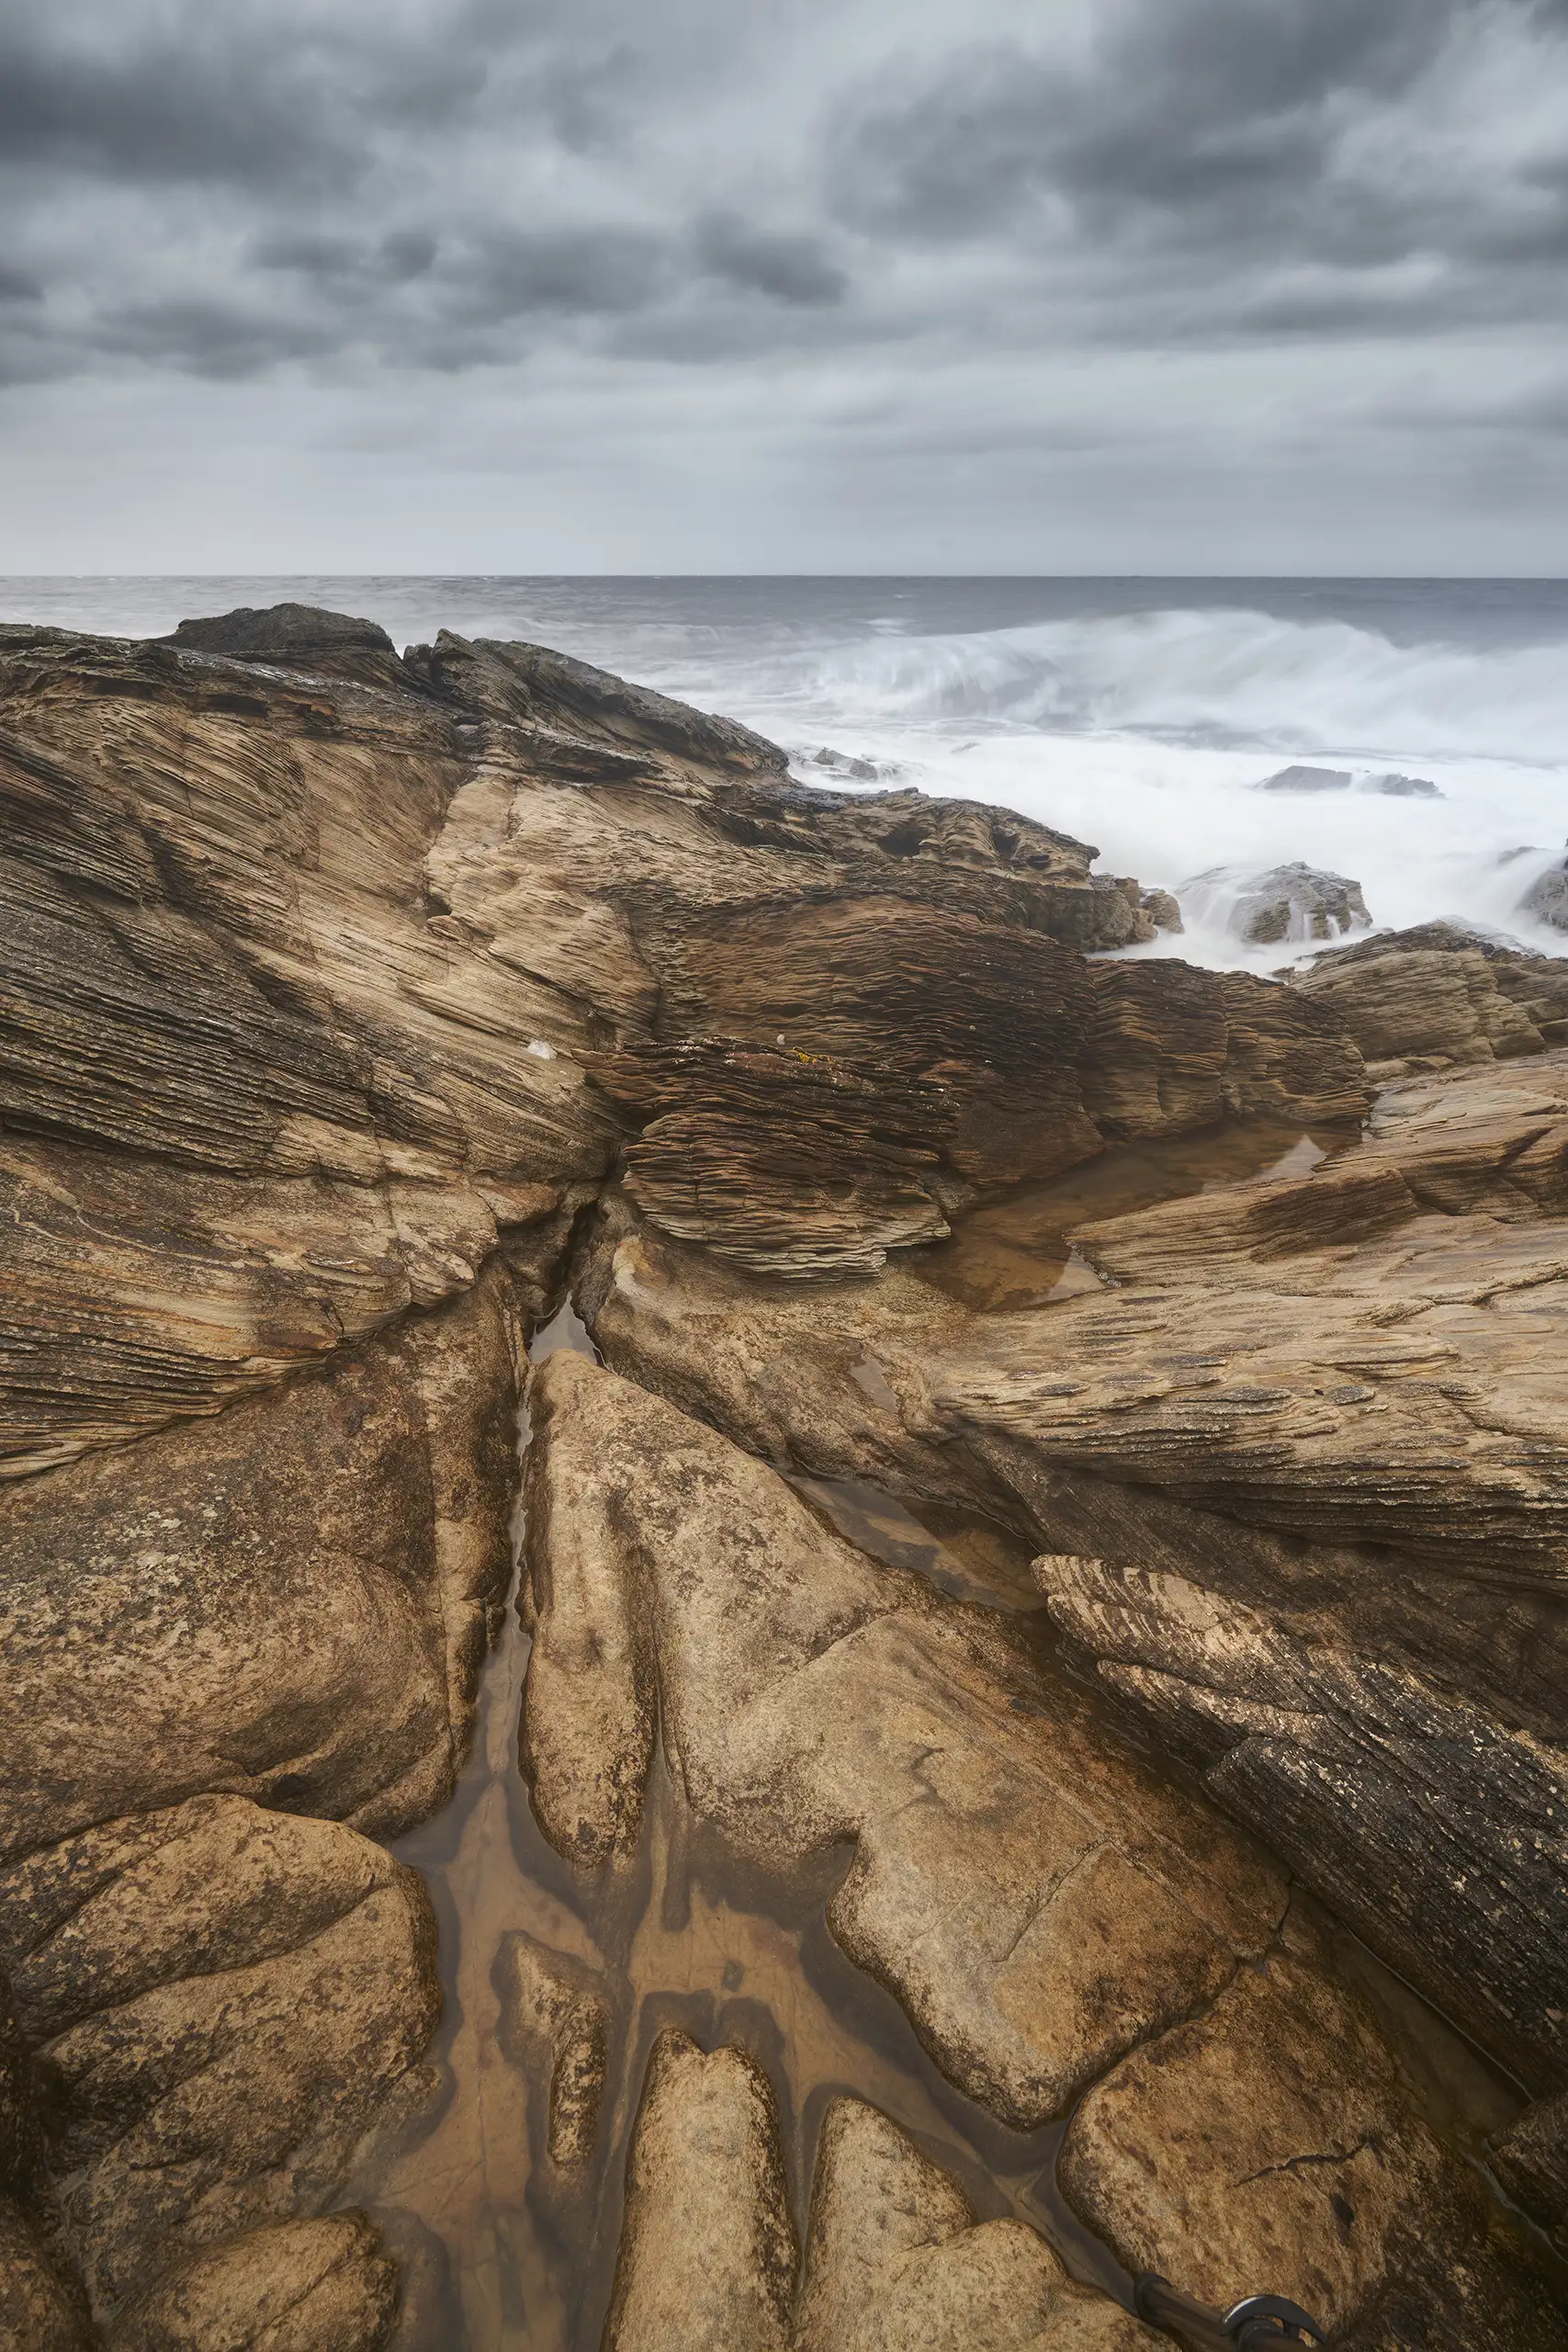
[492,1930,609,2168]
[797,2098,1158,2351]
[522,1351,1288,2128]
[0,1797,439,2318]
[604,2031,795,2352]
[104,2213,397,2352]
[1290,922,1568,1076]
[1,1263,525,1858]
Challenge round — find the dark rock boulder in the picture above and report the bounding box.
[162,602,414,695]
[1253,763,1352,793]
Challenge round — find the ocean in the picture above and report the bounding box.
[4,573,1566,972]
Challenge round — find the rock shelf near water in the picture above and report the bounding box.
[1,605,1565,2350]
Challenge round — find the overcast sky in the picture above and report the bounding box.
[3,0,1567,573]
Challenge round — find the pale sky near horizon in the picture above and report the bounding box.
[4,0,1568,575]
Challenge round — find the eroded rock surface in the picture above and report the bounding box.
[104,2214,398,2352]
[493,1930,609,2168]
[1290,921,1568,1077]
[0,1795,437,2324]
[604,2031,795,2352]
[798,2098,1156,2352]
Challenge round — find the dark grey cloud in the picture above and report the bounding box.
[3,0,1568,570]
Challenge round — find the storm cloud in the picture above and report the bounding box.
[2,0,1567,568]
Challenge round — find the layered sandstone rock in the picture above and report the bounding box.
[3,603,1563,2345]
[1290,921,1568,1077]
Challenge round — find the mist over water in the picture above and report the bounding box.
[6,574,1567,972]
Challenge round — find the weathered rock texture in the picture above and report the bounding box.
[605,2037,1156,2352]
[521,1352,1560,2343]
[1290,921,1568,1078]
[0,1796,437,2324]
[797,2097,1156,2352]
[573,1043,1568,2125]
[492,1929,609,2168]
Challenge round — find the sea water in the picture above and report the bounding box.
[5,573,1566,971]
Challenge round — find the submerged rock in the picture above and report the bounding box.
[1363,769,1442,797]
[1253,763,1353,792]
[1520,850,1568,932]
[492,1930,609,2169]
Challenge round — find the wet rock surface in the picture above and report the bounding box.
[1,604,1563,2346]
[1182,859,1371,944]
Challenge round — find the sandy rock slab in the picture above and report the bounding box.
[103,2215,397,2352]
[493,1928,610,2169]
[605,2030,1155,2352]
[522,1350,1287,2132]
[0,1795,440,2326]
[0,1262,525,1861]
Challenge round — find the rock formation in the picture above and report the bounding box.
[1181,860,1371,944]
[1,603,1564,2348]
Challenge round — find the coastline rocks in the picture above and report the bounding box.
[1180,861,1371,945]
[1137,887,1182,932]
[604,2032,795,2352]
[1289,923,1568,1077]
[0,1796,439,2322]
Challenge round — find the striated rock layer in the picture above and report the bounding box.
[1,603,1564,2346]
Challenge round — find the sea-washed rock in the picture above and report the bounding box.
[492,1930,609,2169]
[1362,769,1442,797]
[1519,849,1568,933]
[1180,860,1371,944]
[1138,886,1182,932]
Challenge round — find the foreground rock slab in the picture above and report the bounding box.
[0,1796,438,2326]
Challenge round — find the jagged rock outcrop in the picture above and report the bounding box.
[4,602,1563,2344]
[1290,921,1568,1078]
[1520,850,1568,932]
[1254,763,1352,792]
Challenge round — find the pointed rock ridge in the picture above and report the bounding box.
[101,2215,397,2352]
[796,2098,1158,2351]
[604,2031,795,2352]
[402,628,793,779]
[162,602,414,695]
